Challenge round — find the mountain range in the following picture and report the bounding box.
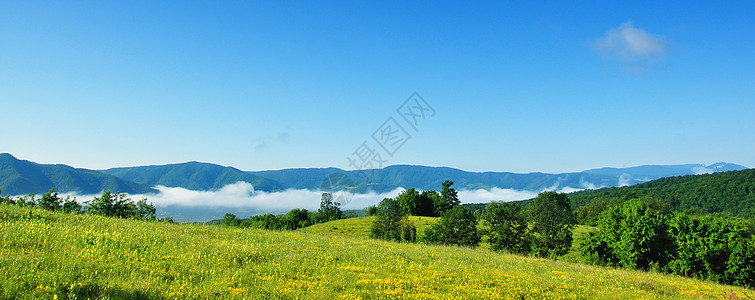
[0,153,749,197]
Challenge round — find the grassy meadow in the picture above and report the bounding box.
[2,204,754,299]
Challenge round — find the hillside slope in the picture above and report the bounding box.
[568,168,755,222]
[2,204,752,299]
[103,162,282,192]
[0,153,156,195]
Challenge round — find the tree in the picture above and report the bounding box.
[370,197,416,242]
[423,206,480,247]
[483,201,530,254]
[221,213,241,227]
[366,205,378,216]
[38,188,62,211]
[284,208,312,230]
[436,180,460,214]
[318,192,343,222]
[86,191,137,218]
[668,213,755,286]
[62,196,81,213]
[135,198,157,220]
[396,188,435,216]
[580,198,674,270]
[527,191,575,258]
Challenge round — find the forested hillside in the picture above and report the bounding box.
[103,162,282,192]
[569,169,755,224]
[0,153,156,195]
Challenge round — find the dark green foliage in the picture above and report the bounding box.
[581,197,755,288]
[667,214,755,287]
[61,196,81,213]
[370,198,416,242]
[437,180,460,214]
[423,206,480,247]
[483,201,530,254]
[366,205,378,216]
[225,209,316,231]
[221,213,241,227]
[318,192,344,222]
[528,192,576,258]
[396,188,436,217]
[84,191,157,220]
[135,198,157,220]
[581,198,674,270]
[571,169,755,223]
[283,208,313,230]
[15,193,36,208]
[38,188,62,211]
[461,203,488,215]
[159,216,176,223]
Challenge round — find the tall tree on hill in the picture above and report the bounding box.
[527,191,576,258]
[318,192,343,222]
[435,180,459,214]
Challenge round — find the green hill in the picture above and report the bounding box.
[103,161,283,192]
[568,168,755,223]
[0,153,156,195]
[2,204,753,299]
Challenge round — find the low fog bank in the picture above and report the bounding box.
[54,182,587,222]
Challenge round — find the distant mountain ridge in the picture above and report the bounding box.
[0,153,748,197]
[0,153,157,195]
[103,162,282,192]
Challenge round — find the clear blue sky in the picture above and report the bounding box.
[2,1,753,173]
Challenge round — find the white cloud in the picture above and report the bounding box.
[457,188,538,203]
[594,22,671,71]
[618,174,633,187]
[692,166,714,175]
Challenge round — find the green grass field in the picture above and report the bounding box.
[2,204,753,299]
[300,216,438,239]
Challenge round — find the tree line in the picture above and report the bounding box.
[570,169,755,224]
[368,181,577,258]
[580,195,755,288]
[0,188,161,221]
[218,192,349,230]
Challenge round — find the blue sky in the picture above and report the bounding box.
[2,1,753,173]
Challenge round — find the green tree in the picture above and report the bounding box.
[318,192,343,222]
[135,198,157,220]
[436,180,460,214]
[483,201,530,254]
[528,191,575,258]
[668,213,755,287]
[38,188,62,211]
[423,206,480,247]
[284,208,312,230]
[221,213,241,227]
[396,188,435,216]
[366,205,378,216]
[62,196,81,213]
[85,191,137,218]
[370,197,416,242]
[580,198,674,270]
